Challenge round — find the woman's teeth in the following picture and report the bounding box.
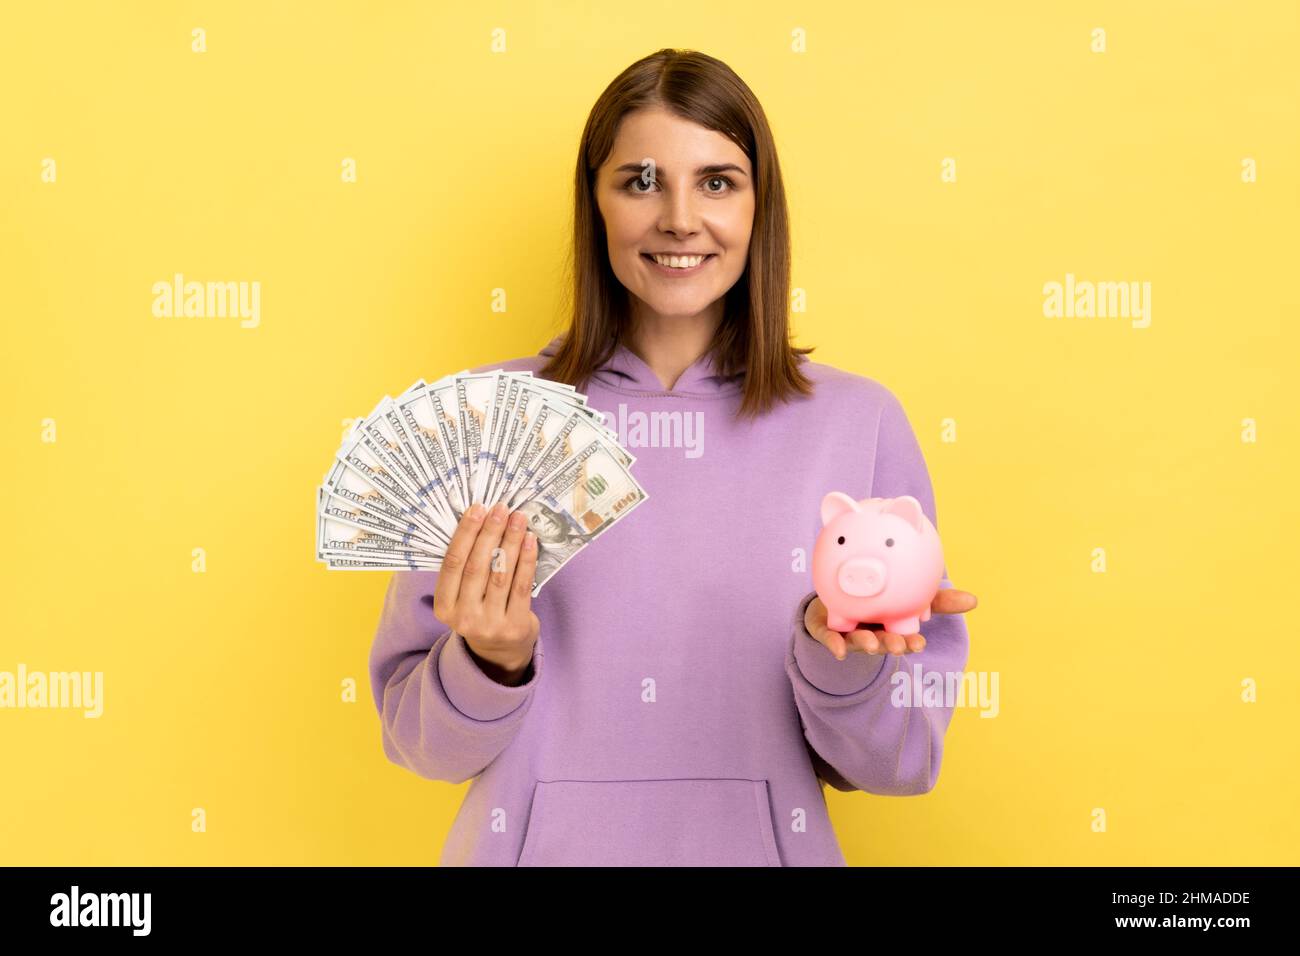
[648,253,710,269]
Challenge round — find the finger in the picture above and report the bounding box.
[484,508,528,617]
[461,502,511,610]
[827,630,848,660]
[812,622,847,660]
[881,630,907,655]
[803,598,849,660]
[505,528,539,622]
[432,503,487,620]
[905,632,927,653]
[931,588,978,615]
[842,629,883,658]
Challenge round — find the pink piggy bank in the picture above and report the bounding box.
[811,492,945,635]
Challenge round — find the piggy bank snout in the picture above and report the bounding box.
[836,557,887,598]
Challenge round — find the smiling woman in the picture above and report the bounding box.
[607,145,752,295]
[552,50,809,410]
[368,48,975,867]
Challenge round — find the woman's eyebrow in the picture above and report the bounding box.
[612,161,749,178]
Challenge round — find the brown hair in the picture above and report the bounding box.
[538,48,815,420]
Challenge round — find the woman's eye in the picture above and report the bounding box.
[622,175,736,195]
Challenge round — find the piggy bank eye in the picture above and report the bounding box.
[836,535,845,545]
[885,538,894,547]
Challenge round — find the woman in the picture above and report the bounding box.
[369,48,977,866]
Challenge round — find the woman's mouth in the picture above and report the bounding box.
[641,253,716,276]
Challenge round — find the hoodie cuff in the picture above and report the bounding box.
[790,590,891,696]
[438,629,542,722]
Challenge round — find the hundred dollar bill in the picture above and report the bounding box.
[472,372,516,507]
[424,376,472,519]
[316,500,443,567]
[477,374,527,507]
[317,532,442,567]
[504,402,634,510]
[334,431,450,547]
[379,384,457,533]
[394,372,468,536]
[316,486,442,555]
[354,404,429,504]
[485,380,605,507]
[454,372,502,511]
[356,395,455,531]
[513,435,649,596]
[320,458,443,546]
[321,554,441,570]
[317,368,643,594]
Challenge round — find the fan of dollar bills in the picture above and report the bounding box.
[316,368,649,597]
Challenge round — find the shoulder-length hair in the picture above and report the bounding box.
[538,48,815,420]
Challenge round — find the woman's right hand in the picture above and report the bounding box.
[432,501,541,685]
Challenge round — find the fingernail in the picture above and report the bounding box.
[524,531,536,550]
[469,504,485,521]
[509,511,525,530]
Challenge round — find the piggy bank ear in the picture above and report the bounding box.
[883,495,925,531]
[820,491,861,527]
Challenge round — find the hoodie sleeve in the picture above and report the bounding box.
[785,389,971,796]
[368,570,543,784]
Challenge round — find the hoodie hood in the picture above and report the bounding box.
[538,334,747,396]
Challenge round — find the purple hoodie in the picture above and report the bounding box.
[368,334,970,866]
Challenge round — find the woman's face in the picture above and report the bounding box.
[595,106,755,323]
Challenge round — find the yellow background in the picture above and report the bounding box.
[2,0,1296,865]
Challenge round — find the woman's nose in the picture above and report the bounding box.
[658,184,702,234]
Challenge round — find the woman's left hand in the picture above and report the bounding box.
[804,587,978,661]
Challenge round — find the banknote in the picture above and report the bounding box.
[316,368,647,597]
[511,434,650,594]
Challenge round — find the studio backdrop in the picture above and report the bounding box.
[2,0,1296,865]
